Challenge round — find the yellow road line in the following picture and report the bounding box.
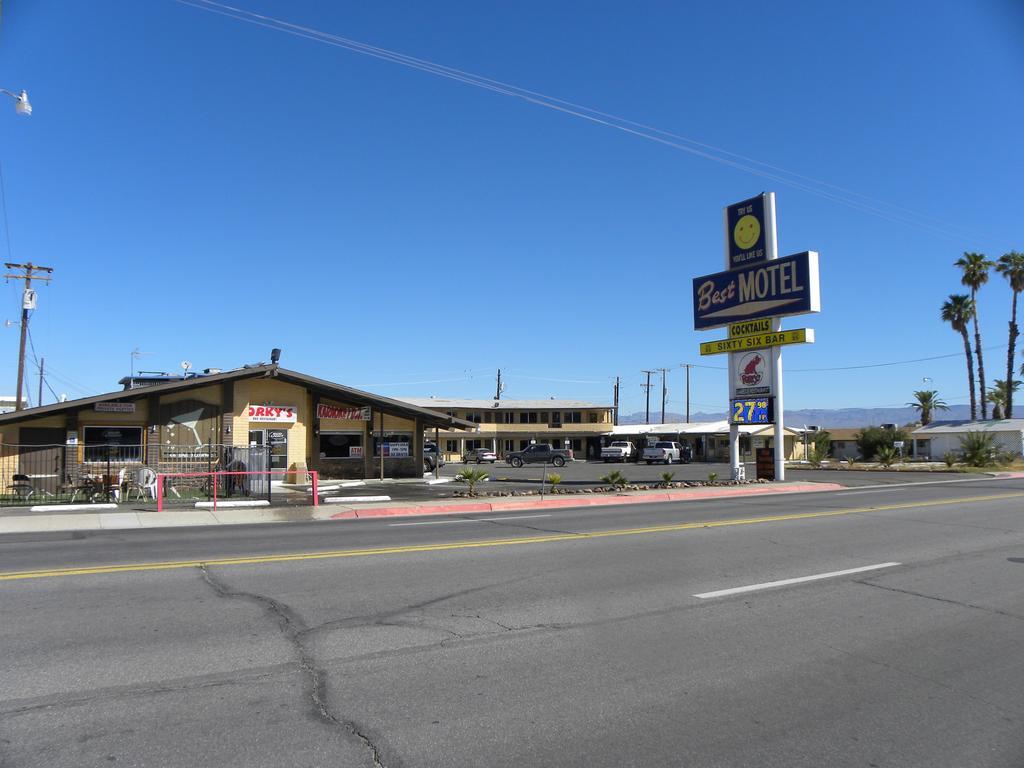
[2,491,1022,582]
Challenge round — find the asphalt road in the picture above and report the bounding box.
[1,477,1022,767]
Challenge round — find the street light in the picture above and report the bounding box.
[0,89,32,116]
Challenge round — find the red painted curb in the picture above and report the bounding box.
[328,482,844,520]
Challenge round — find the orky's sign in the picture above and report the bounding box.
[692,251,820,331]
[248,404,297,423]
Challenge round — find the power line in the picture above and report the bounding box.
[679,344,1008,373]
[176,0,985,242]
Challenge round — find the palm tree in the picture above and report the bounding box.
[955,252,994,418]
[907,390,948,425]
[941,294,977,420]
[996,251,1024,418]
[987,378,1021,420]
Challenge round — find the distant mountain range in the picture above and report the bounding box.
[619,404,973,428]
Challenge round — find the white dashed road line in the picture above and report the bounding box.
[693,562,901,599]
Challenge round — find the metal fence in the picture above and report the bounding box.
[0,443,288,507]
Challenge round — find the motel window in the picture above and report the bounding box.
[571,439,582,451]
[564,411,582,424]
[589,412,600,423]
[504,440,514,452]
[540,412,548,422]
[519,412,538,424]
[499,411,513,424]
[465,412,482,423]
[465,439,483,451]
[519,440,530,450]
[83,426,144,463]
[445,440,458,453]
[319,432,363,460]
[551,412,562,426]
[483,412,493,423]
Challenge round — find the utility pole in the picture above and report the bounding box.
[613,376,620,426]
[641,370,654,424]
[495,369,502,400]
[4,262,53,411]
[681,363,692,423]
[37,356,44,407]
[657,368,670,424]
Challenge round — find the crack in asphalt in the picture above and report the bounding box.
[300,575,542,637]
[198,564,391,768]
[853,579,1024,621]
[0,667,296,720]
[453,514,584,536]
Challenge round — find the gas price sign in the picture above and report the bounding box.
[729,397,774,425]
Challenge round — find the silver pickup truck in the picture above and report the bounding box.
[600,441,635,462]
[642,441,683,464]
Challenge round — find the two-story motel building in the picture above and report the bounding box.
[401,398,614,461]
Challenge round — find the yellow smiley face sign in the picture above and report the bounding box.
[733,214,761,251]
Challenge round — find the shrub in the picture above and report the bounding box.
[875,445,898,467]
[708,471,718,483]
[959,431,997,467]
[454,467,489,495]
[856,426,909,462]
[942,451,958,467]
[807,446,826,468]
[661,471,675,487]
[844,456,858,469]
[600,470,628,489]
[547,472,562,492]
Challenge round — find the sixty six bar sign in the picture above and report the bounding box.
[692,251,821,331]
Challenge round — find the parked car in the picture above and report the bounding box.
[505,444,573,468]
[642,441,683,464]
[463,447,498,464]
[600,441,635,462]
[423,442,445,472]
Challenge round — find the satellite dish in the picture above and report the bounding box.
[181,360,192,372]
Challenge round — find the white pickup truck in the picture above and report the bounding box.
[642,441,683,464]
[600,441,635,462]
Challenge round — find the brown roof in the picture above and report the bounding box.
[0,364,476,431]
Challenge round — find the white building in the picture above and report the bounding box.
[910,419,1024,460]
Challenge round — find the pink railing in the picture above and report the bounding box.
[156,470,319,512]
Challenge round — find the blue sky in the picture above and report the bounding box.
[0,1,1022,416]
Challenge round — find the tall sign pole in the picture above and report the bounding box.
[693,193,820,483]
[4,262,53,411]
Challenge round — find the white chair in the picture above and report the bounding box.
[127,467,158,500]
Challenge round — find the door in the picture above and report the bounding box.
[18,428,64,496]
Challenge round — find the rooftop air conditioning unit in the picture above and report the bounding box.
[806,425,820,432]
[881,423,897,430]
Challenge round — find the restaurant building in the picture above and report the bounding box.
[0,362,473,498]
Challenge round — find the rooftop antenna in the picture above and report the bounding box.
[181,360,192,378]
[130,348,152,387]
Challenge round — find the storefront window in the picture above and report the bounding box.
[372,432,413,458]
[83,426,143,463]
[319,432,363,459]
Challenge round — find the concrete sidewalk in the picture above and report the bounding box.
[0,481,843,534]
